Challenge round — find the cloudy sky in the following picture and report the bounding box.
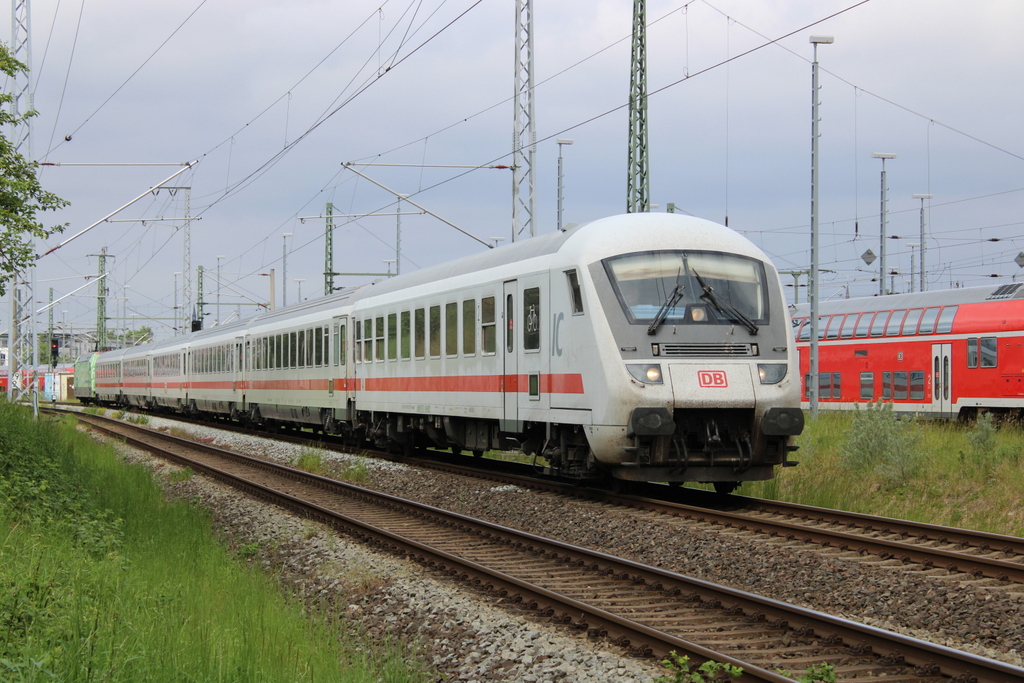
[7,0,1024,342]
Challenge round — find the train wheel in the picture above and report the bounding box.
[713,481,739,495]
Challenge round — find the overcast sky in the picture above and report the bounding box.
[7,0,1024,342]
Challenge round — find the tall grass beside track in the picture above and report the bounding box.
[738,405,1024,537]
[0,399,430,683]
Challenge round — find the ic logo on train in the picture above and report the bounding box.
[697,370,728,388]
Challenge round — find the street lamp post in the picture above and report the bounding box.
[282,233,292,307]
[557,138,574,230]
[872,153,896,295]
[912,194,933,292]
[809,35,833,419]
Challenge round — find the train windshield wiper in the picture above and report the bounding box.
[647,275,685,336]
[693,269,759,335]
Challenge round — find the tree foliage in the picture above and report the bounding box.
[0,43,69,297]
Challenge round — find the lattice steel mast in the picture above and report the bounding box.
[626,0,649,213]
[511,0,536,241]
[7,0,36,407]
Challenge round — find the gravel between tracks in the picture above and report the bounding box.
[108,414,1024,676]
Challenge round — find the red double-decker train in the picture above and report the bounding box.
[791,283,1024,418]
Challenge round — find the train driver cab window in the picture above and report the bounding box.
[524,287,541,351]
[885,310,907,336]
[981,337,998,368]
[854,312,874,338]
[870,312,889,337]
[566,270,584,315]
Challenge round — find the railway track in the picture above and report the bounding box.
[66,407,1024,588]
[65,408,1024,682]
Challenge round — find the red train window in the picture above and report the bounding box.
[870,312,889,337]
[901,309,923,335]
[839,314,859,338]
[918,307,940,334]
[885,310,907,336]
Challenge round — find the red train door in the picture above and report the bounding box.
[931,343,952,417]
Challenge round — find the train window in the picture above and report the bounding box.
[481,296,496,355]
[566,270,584,315]
[901,309,923,335]
[797,320,811,341]
[817,373,835,399]
[339,324,346,365]
[910,371,925,400]
[833,373,841,399]
[839,314,858,338]
[825,316,841,339]
[375,317,385,362]
[816,316,829,340]
[936,306,958,334]
[429,306,441,358]
[803,374,811,399]
[506,295,514,353]
[445,303,458,357]
[860,372,874,399]
[290,332,298,368]
[297,330,306,368]
[981,337,997,368]
[933,356,940,399]
[882,371,892,399]
[333,323,341,366]
[415,309,426,359]
[400,312,411,360]
[354,321,362,363]
[967,338,978,368]
[524,287,541,351]
[317,327,326,366]
[854,312,874,338]
[918,307,940,334]
[307,328,315,367]
[463,299,476,356]
[365,319,374,361]
[388,314,398,361]
[885,310,906,336]
[870,312,889,337]
[894,371,908,400]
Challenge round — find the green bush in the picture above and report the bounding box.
[840,401,921,487]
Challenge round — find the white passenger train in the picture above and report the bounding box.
[79,213,803,491]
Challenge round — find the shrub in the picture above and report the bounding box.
[841,401,920,487]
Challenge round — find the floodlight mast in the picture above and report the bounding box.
[872,153,897,295]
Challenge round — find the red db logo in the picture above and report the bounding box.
[698,370,728,388]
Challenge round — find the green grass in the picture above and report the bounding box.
[737,407,1024,536]
[0,398,431,683]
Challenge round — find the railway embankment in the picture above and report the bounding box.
[0,400,434,683]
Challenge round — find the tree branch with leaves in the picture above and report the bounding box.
[0,42,69,297]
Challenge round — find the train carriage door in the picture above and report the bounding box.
[518,274,551,416]
[502,281,518,429]
[931,343,952,417]
[235,336,244,394]
[331,316,353,416]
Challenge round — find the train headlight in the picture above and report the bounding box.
[757,363,788,385]
[627,363,663,384]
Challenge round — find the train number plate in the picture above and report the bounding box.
[698,370,728,388]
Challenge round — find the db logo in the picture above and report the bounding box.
[698,370,728,388]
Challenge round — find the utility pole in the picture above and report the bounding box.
[512,0,537,241]
[627,0,649,213]
[809,35,833,420]
[195,265,204,331]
